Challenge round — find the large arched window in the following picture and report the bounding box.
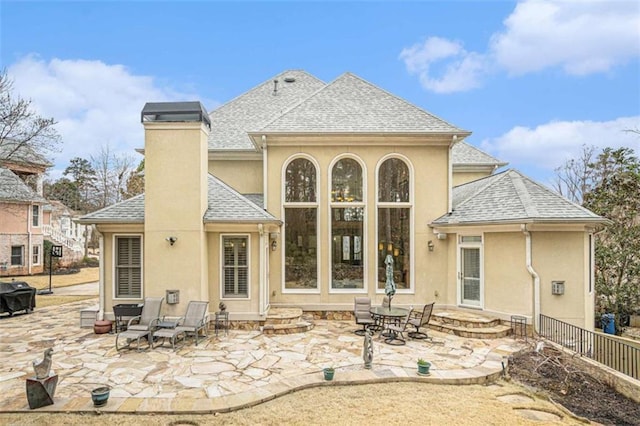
[331,157,365,290]
[283,157,318,290]
[377,157,411,291]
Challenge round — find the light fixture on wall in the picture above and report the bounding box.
[269,232,279,251]
[428,240,434,252]
[166,236,177,246]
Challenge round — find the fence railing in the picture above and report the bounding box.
[42,224,83,252]
[539,314,639,380]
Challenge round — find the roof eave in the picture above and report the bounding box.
[430,217,611,227]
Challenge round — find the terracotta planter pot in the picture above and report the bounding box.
[93,320,112,334]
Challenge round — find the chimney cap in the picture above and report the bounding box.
[141,101,211,129]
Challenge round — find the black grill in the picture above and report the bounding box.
[0,281,37,316]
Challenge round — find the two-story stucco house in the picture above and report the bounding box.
[78,70,606,332]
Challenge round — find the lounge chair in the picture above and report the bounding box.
[354,297,375,336]
[115,297,164,351]
[384,308,414,346]
[408,302,434,340]
[174,301,209,346]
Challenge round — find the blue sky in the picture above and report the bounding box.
[1,1,639,186]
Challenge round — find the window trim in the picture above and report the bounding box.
[220,234,251,300]
[375,154,415,294]
[281,154,321,294]
[10,245,24,267]
[32,245,41,266]
[328,154,367,294]
[112,234,144,300]
[32,205,40,227]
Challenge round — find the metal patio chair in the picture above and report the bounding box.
[384,308,414,346]
[408,302,435,340]
[115,296,164,351]
[354,297,375,336]
[175,301,210,346]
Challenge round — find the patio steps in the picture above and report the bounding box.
[262,307,314,335]
[429,310,512,339]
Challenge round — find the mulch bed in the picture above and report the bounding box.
[509,343,640,426]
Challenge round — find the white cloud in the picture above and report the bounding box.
[7,56,200,176]
[399,37,489,93]
[480,116,640,173]
[400,1,640,92]
[491,0,640,76]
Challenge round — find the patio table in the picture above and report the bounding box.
[370,306,409,337]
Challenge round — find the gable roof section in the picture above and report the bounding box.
[0,167,47,203]
[204,175,278,223]
[432,169,605,226]
[77,175,279,224]
[452,141,507,168]
[259,73,469,134]
[208,70,326,151]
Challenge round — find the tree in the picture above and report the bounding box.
[0,69,60,160]
[63,157,97,212]
[553,144,597,204]
[582,147,640,333]
[90,144,135,209]
[121,159,145,200]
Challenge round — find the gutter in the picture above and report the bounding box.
[448,135,460,213]
[93,225,105,321]
[521,224,540,332]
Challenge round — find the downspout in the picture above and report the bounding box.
[94,225,105,321]
[448,135,459,213]
[262,135,267,210]
[258,224,265,315]
[27,204,32,275]
[521,224,540,332]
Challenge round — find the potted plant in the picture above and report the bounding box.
[323,366,335,381]
[417,358,431,375]
[91,386,110,406]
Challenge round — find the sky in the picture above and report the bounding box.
[1,0,639,187]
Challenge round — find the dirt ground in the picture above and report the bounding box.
[509,343,640,426]
[0,381,587,426]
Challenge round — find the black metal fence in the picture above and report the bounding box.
[539,314,639,380]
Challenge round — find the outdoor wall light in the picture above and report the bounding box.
[269,232,279,251]
[166,236,177,246]
[428,240,435,252]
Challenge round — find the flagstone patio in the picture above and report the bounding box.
[0,298,525,413]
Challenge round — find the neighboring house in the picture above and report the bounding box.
[42,200,87,265]
[0,142,50,276]
[78,70,607,331]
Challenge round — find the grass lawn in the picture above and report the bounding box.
[7,267,99,290]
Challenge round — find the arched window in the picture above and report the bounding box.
[377,157,411,291]
[283,157,318,290]
[331,157,365,290]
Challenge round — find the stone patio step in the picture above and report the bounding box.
[263,307,314,335]
[429,309,512,339]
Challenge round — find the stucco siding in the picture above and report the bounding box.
[209,159,263,195]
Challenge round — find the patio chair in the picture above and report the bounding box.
[174,301,210,346]
[408,302,434,340]
[354,297,375,336]
[384,308,414,346]
[115,296,164,351]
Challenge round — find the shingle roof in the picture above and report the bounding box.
[208,70,326,151]
[0,141,51,167]
[204,175,278,223]
[432,169,605,226]
[452,141,507,167]
[259,73,468,134]
[76,193,145,223]
[77,175,279,224]
[0,167,47,203]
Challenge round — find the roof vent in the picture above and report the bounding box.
[273,79,279,95]
[283,77,296,83]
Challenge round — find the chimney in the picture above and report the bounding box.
[140,101,211,309]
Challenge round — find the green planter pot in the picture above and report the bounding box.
[323,368,335,381]
[417,362,431,376]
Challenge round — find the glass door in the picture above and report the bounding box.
[459,236,482,307]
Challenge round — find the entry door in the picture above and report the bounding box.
[460,246,481,307]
